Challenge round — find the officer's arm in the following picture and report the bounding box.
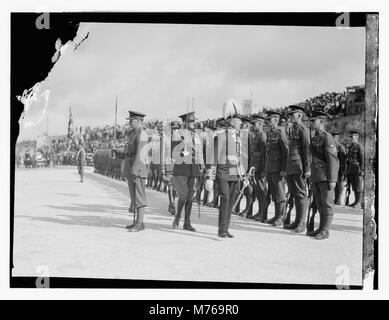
[324,136,339,183]
[279,130,289,173]
[300,126,311,173]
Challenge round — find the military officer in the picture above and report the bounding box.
[76,140,85,183]
[204,112,246,238]
[346,130,364,209]
[162,121,180,215]
[113,110,149,232]
[283,105,311,233]
[172,111,204,231]
[307,110,339,240]
[263,111,289,226]
[332,131,347,205]
[246,113,267,220]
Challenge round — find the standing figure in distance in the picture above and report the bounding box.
[332,131,347,205]
[77,140,85,183]
[346,130,364,209]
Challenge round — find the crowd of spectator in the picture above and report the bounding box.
[263,91,348,119]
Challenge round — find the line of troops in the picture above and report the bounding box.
[95,105,364,240]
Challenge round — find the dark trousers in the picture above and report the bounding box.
[253,174,267,214]
[217,178,239,234]
[334,172,346,203]
[348,174,364,193]
[312,181,335,231]
[267,172,286,203]
[286,173,308,201]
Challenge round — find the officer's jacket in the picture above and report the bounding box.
[310,130,339,183]
[117,127,149,178]
[285,122,311,175]
[162,131,181,174]
[264,127,288,173]
[347,142,364,175]
[335,141,347,174]
[172,129,203,177]
[206,128,244,181]
[250,129,267,175]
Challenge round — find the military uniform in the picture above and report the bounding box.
[77,144,85,183]
[172,112,203,231]
[248,114,267,221]
[114,111,148,232]
[332,132,347,205]
[162,122,180,215]
[205,116,245,238]
[264,112,289,226]
[284,105,311,232]
[308,111,339,240]
[346,131,364,208]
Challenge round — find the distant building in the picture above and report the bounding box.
[346,85,365,116]
[241,99,253,115]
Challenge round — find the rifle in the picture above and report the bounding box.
[305,178,315,232]
[232,166,256,216]
[345,176,351,206]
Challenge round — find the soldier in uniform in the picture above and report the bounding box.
[283,105,311,233]
[250,114,268,221]
[332,131,347,205]
[113,110,149,232]
[76,140,85,183]
[346,130,364,209]
[307,110,339,239]
[171,111,203,231]
[242,114,267,220]
[162,121,180,215]
[204,111,246,238]
[263,111,289,226]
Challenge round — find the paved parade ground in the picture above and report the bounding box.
[13,167,363,286]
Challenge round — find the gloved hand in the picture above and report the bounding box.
[328,182,336,190]
[205,179,214,192]
[304,171,311,179]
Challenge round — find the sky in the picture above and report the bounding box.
[17,23,365,141]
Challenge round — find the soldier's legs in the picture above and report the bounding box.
[253,175,267,219]
[224,180,239,236]
[183,177,197,231]
[266,172,285,224]
[334,172,345,205]
[284,174,308,232]
[350,174,363,208]
[172,176,188,228]
[315,181,335,240]
[128,177,147,232]
[217,178,229,235]
[307,183,323,236]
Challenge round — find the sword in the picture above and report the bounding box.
[231,166,255,216]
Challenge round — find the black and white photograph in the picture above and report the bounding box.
[4,7,380,298]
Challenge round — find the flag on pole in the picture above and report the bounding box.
[67,107,76,144]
